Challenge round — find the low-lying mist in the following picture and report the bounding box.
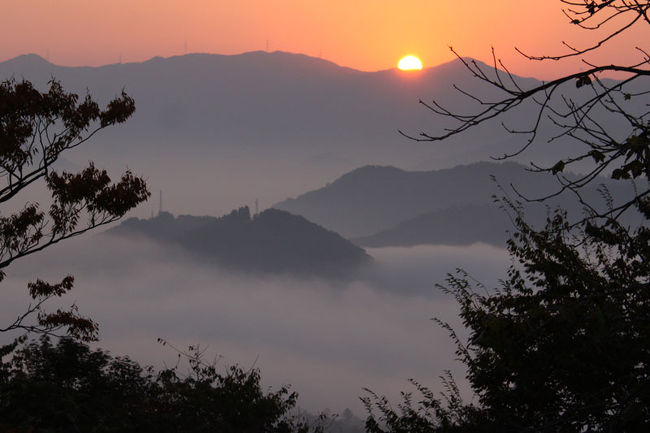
[1,234,510,414]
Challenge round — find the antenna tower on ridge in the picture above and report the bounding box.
[159,190,163,216]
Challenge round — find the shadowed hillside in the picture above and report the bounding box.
[275,161,637,240]
[353,204,511,247]
[108,207,371,278]
[2,52,641,217]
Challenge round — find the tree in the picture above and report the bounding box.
[365,206,650,432]
[0,78,324,433]
[404,0,649,222]
[364,1,650,432]
[0,337,323,432]
[0,78,150,347]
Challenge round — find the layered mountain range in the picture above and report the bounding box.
[2,51,641,217]
[3,52,642,252]
[275,161,639,246]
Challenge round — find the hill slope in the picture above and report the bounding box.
[353,204,511,247]
[2,51,641,217]
[108,207,371,277]
[274,161,636,239]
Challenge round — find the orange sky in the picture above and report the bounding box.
[3,0,646,78]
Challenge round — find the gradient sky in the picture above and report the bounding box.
[3,1,646,78]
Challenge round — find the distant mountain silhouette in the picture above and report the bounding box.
[275,161,637,241]
[1,51,641,217]
[1,51,506,167]
[108,207,371,277]
[353,204,511,248]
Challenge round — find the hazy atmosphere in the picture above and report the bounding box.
[1,1,648,432]
[2,235,511,413]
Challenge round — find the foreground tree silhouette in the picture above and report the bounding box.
[406,1,649,221]
[0,337,322,433]
[0,79,324,433]
[364,1,650,432]
[0,78,150,348]
[364,206,650,432]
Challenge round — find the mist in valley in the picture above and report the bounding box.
[2,52,643,219]
[1,233,510,414]
[1,49,644,430]
[0,53,527,421]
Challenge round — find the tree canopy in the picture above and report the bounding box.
[0,337,322,433]
[404,0,649,222]
[0,78,150,344]
[364,1,650,432]
[0,77,326,433]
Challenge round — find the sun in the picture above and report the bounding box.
[398,55,423,71]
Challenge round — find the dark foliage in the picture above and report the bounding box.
[0,337,322,433]
[403,1,649,223]
[364,1,649,432]
[363,201,650,432]
[0,78,150,343]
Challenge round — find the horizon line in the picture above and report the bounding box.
[0,50,474,74]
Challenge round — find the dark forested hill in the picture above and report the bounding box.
[108,207,371,277]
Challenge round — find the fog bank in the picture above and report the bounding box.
[1,235,509,413]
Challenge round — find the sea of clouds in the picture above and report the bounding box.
[1,234,510,414]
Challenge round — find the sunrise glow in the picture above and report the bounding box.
[397,55,423,71]
[0,1,644,77]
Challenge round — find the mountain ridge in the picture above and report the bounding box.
[1,51,488,76]
[1,51,641,218]
[274,161,637,239]
[353,203,511,248]
[108,207,371,278]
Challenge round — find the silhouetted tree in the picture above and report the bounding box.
[0,78,326,433]
[365,204,650,432]
[0,337,323,433]
[405,0,649,222]
[364,2,650,432]
[0,79,150,348]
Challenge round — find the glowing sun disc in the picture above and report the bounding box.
[398,55,423,71]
